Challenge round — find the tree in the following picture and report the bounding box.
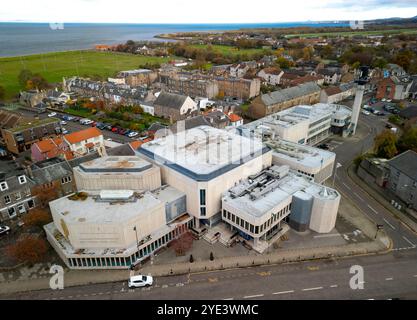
[22,208,52,229]
[0,85,5,101]
[374,130,398,159]
[276,57,293,69]
[32,184,59,208]
[170,231,193,256]
[397,127,417,153]
[18,69,33,87]
[302,46,314,61]
[6,235,48,264]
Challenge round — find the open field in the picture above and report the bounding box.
[285,28,417,38]
[189,44,266,56]
[0,50,170,100]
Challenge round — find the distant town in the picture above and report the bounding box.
[0,17,417,301]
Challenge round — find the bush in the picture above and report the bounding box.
[6,235,48,264]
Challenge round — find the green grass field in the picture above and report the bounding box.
[190,44,265,57]
[0,50,170,100]
[285,28,417,39]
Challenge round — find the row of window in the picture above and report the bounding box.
[222,203,291,236]
[200,189,206,217]
[2,199,35,219]
[297,169,315,178]
[0,176,27,191]
[68,222,192,268]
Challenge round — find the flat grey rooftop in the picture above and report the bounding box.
[78,156,153,173]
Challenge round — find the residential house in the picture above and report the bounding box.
[386,150,417,209]
[117,69,158,87]
[314,68,342,85]
[0,162,35,222]
[257,67,284,86]
[249,82,321,119]
[230,61,257,78]
[215,77,261,100]
[1,117,62,155]
[153,92,198,122]
[204,110,230,129]
[226,112,243,127]
[320,83,356,104]
[376,76,413,101]
[19,90,47,108]
[288,74,325,87]
[63,127,104,157]
[31,137,73,162]
[385,63,407,77]
[159,73,219,99]
[30,157,77,200]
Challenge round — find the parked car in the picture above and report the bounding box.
[127,131,139,138]
[60,120,67,125]
[62,128,69,134]
[72,116,80,122]
[391,108,400,114]
[48,112,57,117]
[128,275,153,288]
[80,118,93,125]
[111,127,119,133]
[0,225,11,237]
[118,129,127,135]
[317,143,330,150]
[361,110,371,115]
[376,111,386,116]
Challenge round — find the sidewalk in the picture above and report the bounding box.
[347,164,417,233]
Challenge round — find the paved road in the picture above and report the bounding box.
[2,249,416,300]
[330,109,417,251]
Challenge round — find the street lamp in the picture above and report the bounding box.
[332,162,342,188]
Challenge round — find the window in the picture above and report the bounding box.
[18,175,27,184]
[27,199,35,208]
[255,226,259,234]
[199,189,206,206]
[0,181,8,191]
[15,192,21,201]
[8,207,16,218]
[61,176,72,184]
[4,195,11,204]
[18,205,26,214]
[200,207,206,216]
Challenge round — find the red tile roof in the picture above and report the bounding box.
[64,127,102,145]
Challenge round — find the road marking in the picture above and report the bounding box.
[342,183,351,190]
[383,218,396,230]
[244,294,264,299]
[354,193,364,202]
[302,287,323,291]
[385,277,393,281]
[176,283,184,287]
[329,285,338,288]
[257,271,271,276]
[272,290,294,295]
[402,236,415,247]
[307,266,319,271]
[367,205,378,215]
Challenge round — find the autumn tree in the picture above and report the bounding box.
[397,127,417,153]
[22,208,52,229]
[32,184,59,208]
[18,69,33,87]
[374,130,398,159]
[6,235,48,264]
[170,231,193,256]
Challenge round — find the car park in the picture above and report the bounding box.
[128,275,153,288]
[0,225,11,237]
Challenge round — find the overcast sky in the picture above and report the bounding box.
[1,0,417,23]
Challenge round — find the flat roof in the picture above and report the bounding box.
[241,103,351,131]
[265,139,335,169]
[50,191,162,224]
[223,166,339,218]
[138,126,268,180]
[78,156,153,173]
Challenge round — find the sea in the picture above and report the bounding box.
[0,22,348,57]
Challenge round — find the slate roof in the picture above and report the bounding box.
[169,115,211,133]
[388,150,417,181]
[30,158,73,185]
[154,92,189,110]
[260,82,321,106]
